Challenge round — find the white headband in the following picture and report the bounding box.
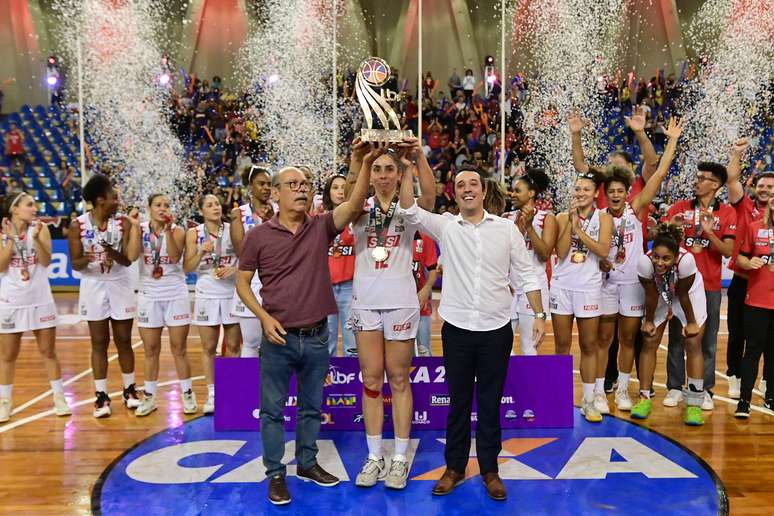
[9,192,26,209]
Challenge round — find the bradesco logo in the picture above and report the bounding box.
[95,416,726,515]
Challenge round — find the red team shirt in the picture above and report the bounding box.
[328,225,355,285]
[728,195,765,276]
[666,199,737,292]
[412,232,438,317]
[739,219,774,310]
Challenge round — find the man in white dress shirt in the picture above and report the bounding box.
[398,165,546,501]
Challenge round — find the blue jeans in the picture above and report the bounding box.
[667,290,721,391]
[327,281,355,357]
[259,323,331,478]
[416,315,432,355]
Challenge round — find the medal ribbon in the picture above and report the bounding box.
[371,197,398,249]
[615,207,627,262]
[11,224,30,277]
[149,226,165,270]
[573,209,595,257]
[211,224,224,269]
[654,267,677,315]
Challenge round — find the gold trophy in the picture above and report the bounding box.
[355,57,414,142]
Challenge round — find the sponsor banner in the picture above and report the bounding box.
[214,356,574,431]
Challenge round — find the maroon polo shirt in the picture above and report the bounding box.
[239,211,339,328]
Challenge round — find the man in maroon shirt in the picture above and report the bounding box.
[236,146,379,506]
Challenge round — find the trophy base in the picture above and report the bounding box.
[360,128,414,143]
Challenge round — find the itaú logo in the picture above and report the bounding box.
[122,436,698,485]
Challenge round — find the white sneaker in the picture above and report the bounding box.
[203,393,215,415]
[93,391,112,418]
[53,393,71,416]
[701,391,714,411]
[615,388,632,411]
[662,389,683,407]
[0,397,12,423]
[727,376,740,399]
[355,457,386,487]
[593,392,610,415]
[580,399,603,422]
[182,389,198,414]
[384,458,409,490]
[135,395,158,417]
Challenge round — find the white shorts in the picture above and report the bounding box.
[79,278,137,322]
[193,297,239,326]
[348,308,420,341]
[137,297,191,328]
[601,282,645,317]
[549,286,602,318]
[654,289,708,328]
[512,285,551,318]
[0,302,58,334]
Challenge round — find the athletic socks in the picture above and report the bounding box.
[639,389,652,399]
[686,377,704,406]
[0,384,12,399]
[50,379,64,394]
[582,383,595,403]
[94,378,108,394]
[144,381,158,396]
[594,378,605,394]
[121,372,136,389]
[207,384,215,397]
[617,372,631,389]
[394,437,410,462]
[180,378,193,393]
[366,434,382,461]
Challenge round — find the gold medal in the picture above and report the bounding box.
[152,266,164,279]
[372,246,389,263]
[20,268,30,282]
[571,251,587,264]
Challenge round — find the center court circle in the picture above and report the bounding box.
[93,411,727,515]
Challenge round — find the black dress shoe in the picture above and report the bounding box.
[296,463,340,487]
[268,475,291,505]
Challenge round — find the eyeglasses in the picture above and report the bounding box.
[695,174,719,184]
[282,180,312,192]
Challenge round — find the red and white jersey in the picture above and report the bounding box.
[603,204,643,285]
[238,203,267,295]
[637,248,704,297]
[139,222,187,300]
[77,213,129,282]
[501,209,550,292]
[351,196,421,310]
[552,209,603,292]
[0,224,54,307]
[740,219,774,310]
[194,223,238,299]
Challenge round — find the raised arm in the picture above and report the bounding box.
[333,142,381,231]
[344,137,370,200]
[626,107,660,180]
[568,111,590,173]
[726,137,749,205]
[632,117,683,217]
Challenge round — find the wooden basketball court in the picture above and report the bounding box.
[1,292,772,514]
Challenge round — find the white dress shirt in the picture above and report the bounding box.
[400,202,541,331]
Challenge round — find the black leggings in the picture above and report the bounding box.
[726,274,747,377]
[740,305,774,401]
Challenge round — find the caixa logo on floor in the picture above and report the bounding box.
[214,356,575,432]
[93,415,727,516]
